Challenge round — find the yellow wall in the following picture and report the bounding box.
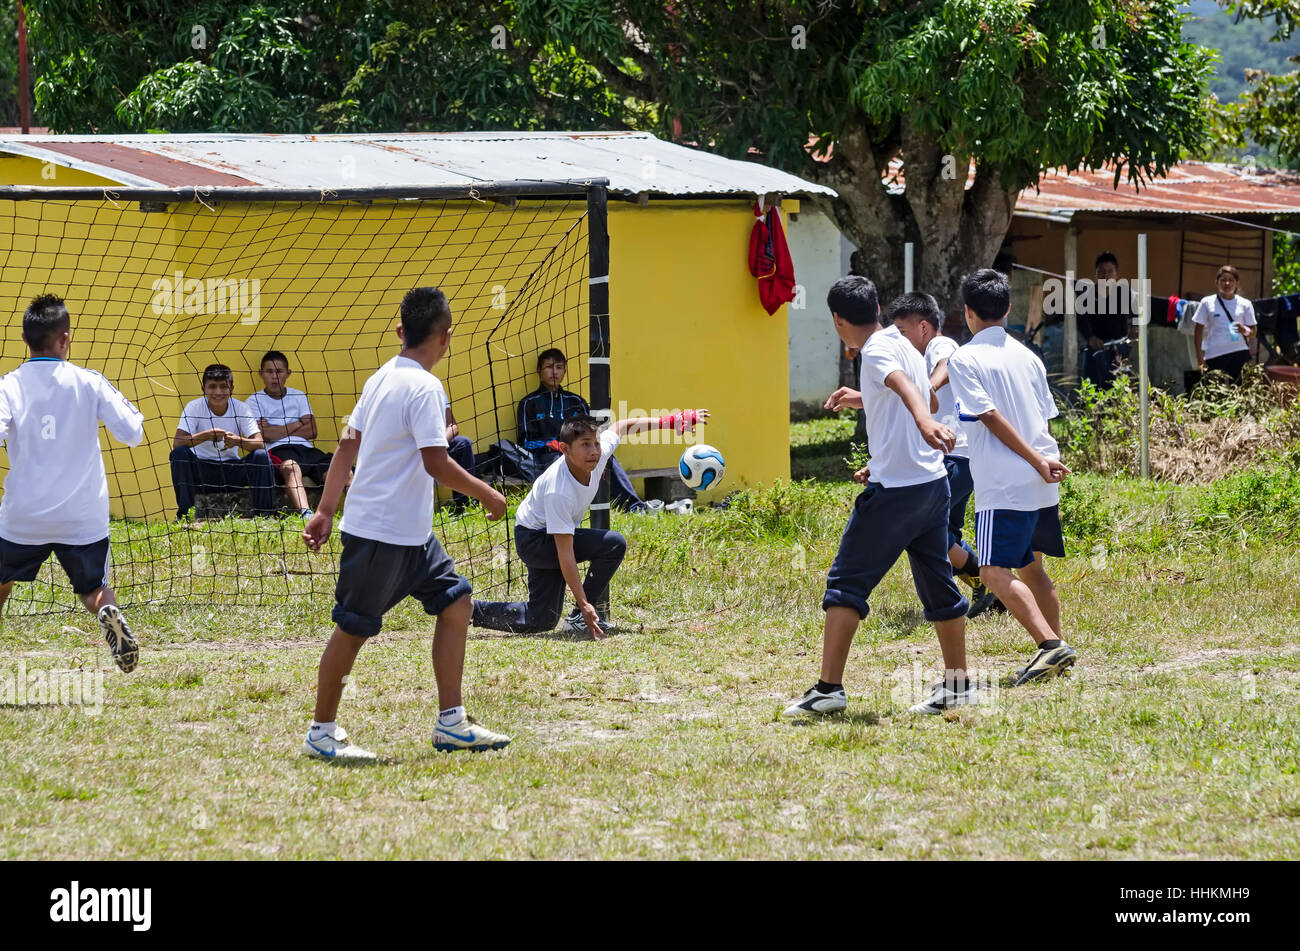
[608,201,791,498]
[0,153,122,187]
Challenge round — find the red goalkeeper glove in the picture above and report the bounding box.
[657,410,699,433]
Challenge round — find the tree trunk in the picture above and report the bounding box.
[809,121,1020,333]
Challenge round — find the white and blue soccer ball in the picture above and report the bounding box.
[679,444,725,491]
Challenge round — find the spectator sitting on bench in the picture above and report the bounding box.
[244,350,340,517]
[514,348,651,513]
[170,363,275,519]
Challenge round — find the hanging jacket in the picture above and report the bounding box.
[748,202,796,315]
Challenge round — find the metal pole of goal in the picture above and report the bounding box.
[1138,232,1150,479]
[904,242,914,293]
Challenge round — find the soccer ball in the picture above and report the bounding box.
[679,445,725,491]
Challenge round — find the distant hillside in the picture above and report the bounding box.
[1182,0,1300,103]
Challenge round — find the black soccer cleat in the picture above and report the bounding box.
[98,604,139,673]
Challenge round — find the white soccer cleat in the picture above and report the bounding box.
[97,604,139,673]
[432,716,512,753]
[562,610,611,637]
[909,681,979,715]
[664,499,694,515]
[302,726,377,761]
[782,685,848,717]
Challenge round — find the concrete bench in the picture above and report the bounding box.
[193,485,324,520]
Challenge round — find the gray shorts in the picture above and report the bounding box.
[331,532,471,637]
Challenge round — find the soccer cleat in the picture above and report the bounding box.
[433,717,512,752]
[97,604,139,673]
[562,610,610,637]
[909,681,979,715]
[302,725,377,761]
[966,582,1000,619]
[782,685,848,717]
[1011,643,1078,687]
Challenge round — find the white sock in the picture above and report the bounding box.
[309,720,337,740]
[438,706,466,727]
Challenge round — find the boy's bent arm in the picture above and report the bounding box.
[978,409,1070,483]
[422,446,507,519]
[883,371,954,452]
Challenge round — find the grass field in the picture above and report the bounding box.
[1,416,1298,859]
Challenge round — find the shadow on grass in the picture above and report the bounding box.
[788,710,881,727]
[468,625,631,643]
[870,608,927,640]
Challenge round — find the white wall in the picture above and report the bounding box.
[785,206,855,413]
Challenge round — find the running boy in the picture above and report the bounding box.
[946,269,1077,686]
[472,408,707,639]
[301,286,511,760]
[244,350,334,517]
[889,293,1000,618]
[170,364,275,518]
[784,276,972,717]
[0,294,145,671]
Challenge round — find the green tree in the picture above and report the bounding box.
[1212,1,1300,167]
[27,1,1214,306]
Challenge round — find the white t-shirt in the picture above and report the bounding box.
[925,334,968,457]
[339,356,449,546]
[515,429,621,534]
[947,326,1061,513]
[177,397,261,462]
[858,325,947,488]
[243,387,313,450]
[1193,294,1255,360]
[0,359,145,545]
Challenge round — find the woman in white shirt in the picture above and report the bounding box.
[1194,265,1256,381]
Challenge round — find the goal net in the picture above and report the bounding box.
[0,182,608,616]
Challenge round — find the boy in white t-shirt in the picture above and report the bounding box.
[889,292,1001,619]
[244,349,337,517]
[471,408,708,639]
[783,276,972,718]
[946,269,1077,687]
[300,287,510,760]
[0,294,145,672]
[169,364,275,518]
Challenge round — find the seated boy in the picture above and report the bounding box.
[0,294,145,672]
[472,408,707,638]
[783,275,971,718]
[888,293,1000,619]
[301,286,511,759]
[515,348,652,513]
[946,269,1077,686]
[244,350,335,517]
[169,364,275,518]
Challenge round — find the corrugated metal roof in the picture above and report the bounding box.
[881,157,1300,219]
[1017,161,1300,219]
[0,131,836,198]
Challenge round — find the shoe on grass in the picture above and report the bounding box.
[782,685,847,717]
[965,582,999,619]
[909,680,979,715]
[97,604,139,673]
[302,725,376,761]
[562,610,611,637]
[433,716,512,752]
[1012,643,1077,687]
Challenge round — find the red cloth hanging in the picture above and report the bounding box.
[748,201,796,315]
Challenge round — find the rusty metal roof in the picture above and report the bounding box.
[1017,161,1300,220]
[0,131,836,198]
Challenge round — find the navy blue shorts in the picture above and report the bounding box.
[975,505,1066,570]
[823,477,969,623]
[0,536,110,595]
[332,532,471,638]
[944,455,973,548]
